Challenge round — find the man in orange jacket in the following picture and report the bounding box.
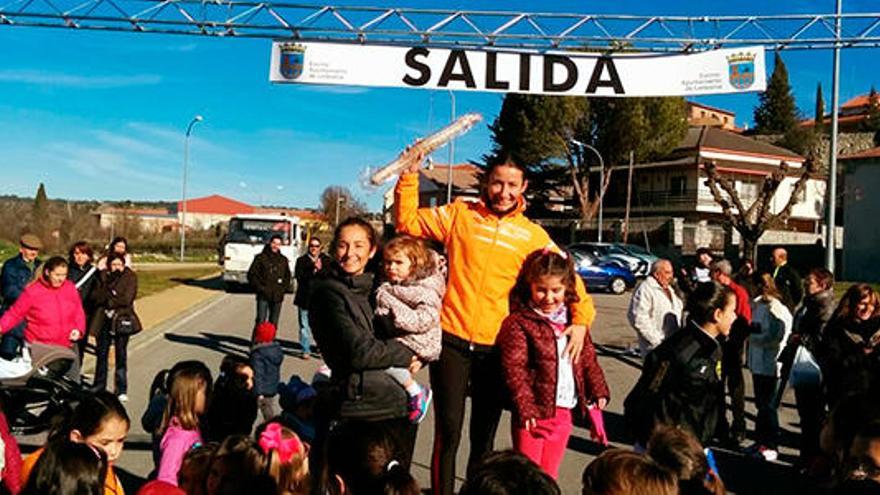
[394,152,596,495]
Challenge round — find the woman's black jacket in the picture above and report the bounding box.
[308,266,413,421]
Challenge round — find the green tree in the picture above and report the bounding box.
[489,94,686,222]
[753,52,798,134]
[489,94,589,169]
[30,182,50,242]
[814,83,826,134]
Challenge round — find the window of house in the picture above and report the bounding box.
[701,110,706,117]
[670,176,687,196]
[739,181,759,203]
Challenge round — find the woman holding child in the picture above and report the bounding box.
[307,217,425,491]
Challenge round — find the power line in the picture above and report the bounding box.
[1,3,879,50]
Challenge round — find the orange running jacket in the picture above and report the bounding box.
[394,171,596,346]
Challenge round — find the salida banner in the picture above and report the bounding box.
[270,41,765,97]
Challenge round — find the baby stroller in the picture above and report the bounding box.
[0,345,87,435]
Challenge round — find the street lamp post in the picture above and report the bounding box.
[335,195,345,226]
[446,90,456,205]
[570,139,606,242]
[180,115,203,263]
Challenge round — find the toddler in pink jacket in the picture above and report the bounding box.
[375,236,445,424]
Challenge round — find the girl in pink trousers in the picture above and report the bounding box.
[498,249,610,479]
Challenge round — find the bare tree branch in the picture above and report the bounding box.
[703,161,746,233]
[767,162,814,229]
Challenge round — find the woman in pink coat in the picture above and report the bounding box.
[0,256,85,373]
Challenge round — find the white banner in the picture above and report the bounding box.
[270,42,765,97]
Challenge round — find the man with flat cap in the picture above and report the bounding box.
[0,234,42,359]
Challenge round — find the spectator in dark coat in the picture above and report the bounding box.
[772,247,803,312]
[711,259,753,445]
[0,234,42,360]
[203,355,257,442]
[68,241,99,363]
[250,321,283,420]
[780,267,836,466]
[247,235,291,330]
[90,253,140,401]
[293,238,331,358]
[679,247,714,296]
[823,284,880,409]
[624,282,736,446]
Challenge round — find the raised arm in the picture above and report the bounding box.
[394,172,456,243]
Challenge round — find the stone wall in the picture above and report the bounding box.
[752,132,876,174]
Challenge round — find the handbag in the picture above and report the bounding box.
[111,311,142,336]
[789,344,822,388]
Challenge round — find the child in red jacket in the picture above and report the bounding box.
[498,249,610,479]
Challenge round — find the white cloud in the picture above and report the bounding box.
[92,130,177,161]
[38,142,178,187]
[0,70,162,88]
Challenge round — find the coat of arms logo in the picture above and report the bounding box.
[280,43,306,80]
[727,52,757,90]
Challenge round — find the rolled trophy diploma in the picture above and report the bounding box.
[369,112,483,186]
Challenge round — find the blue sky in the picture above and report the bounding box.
[0,0,877,212]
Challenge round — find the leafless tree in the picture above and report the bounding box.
[702,158,816,263]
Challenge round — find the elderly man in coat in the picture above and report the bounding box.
[627,259,683,357]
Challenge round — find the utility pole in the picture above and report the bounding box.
[180,115,203,263]
[623,150,635,243]
[446,90,456,205]
[826,0,842,272]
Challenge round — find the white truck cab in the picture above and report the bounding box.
[222,214,304,291]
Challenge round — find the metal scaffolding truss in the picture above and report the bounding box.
[1,2,879,51]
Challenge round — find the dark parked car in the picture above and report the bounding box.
[569,242,656,278]
[570,249,636,294]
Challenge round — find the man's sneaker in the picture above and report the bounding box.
[117,394,128,403]
[408,387,432,424]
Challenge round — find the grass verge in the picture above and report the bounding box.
[137,267,221,299]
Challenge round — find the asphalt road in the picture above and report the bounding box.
[16,281,815,494]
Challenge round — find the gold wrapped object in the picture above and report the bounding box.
[368,112,483,186]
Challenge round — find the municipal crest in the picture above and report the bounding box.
[727,52,756,90]
[280,43,306,80]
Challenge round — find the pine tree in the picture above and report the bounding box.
[31,182,50,239]
[753,52,798,134]
[814,83,825,134]
[488,94,589,169]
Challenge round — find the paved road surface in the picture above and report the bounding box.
[17,281,815,494]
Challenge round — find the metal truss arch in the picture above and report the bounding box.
[1,2,880,51]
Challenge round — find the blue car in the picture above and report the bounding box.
[570,249,636,294]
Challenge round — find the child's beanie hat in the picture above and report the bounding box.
[254,321,277,344]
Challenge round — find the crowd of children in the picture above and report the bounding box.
[1,231,879,495]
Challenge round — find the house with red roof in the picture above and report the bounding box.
[175,194,256,230]
[95,194,326,233]
[801,91,880,132]
[599,126,828,253]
